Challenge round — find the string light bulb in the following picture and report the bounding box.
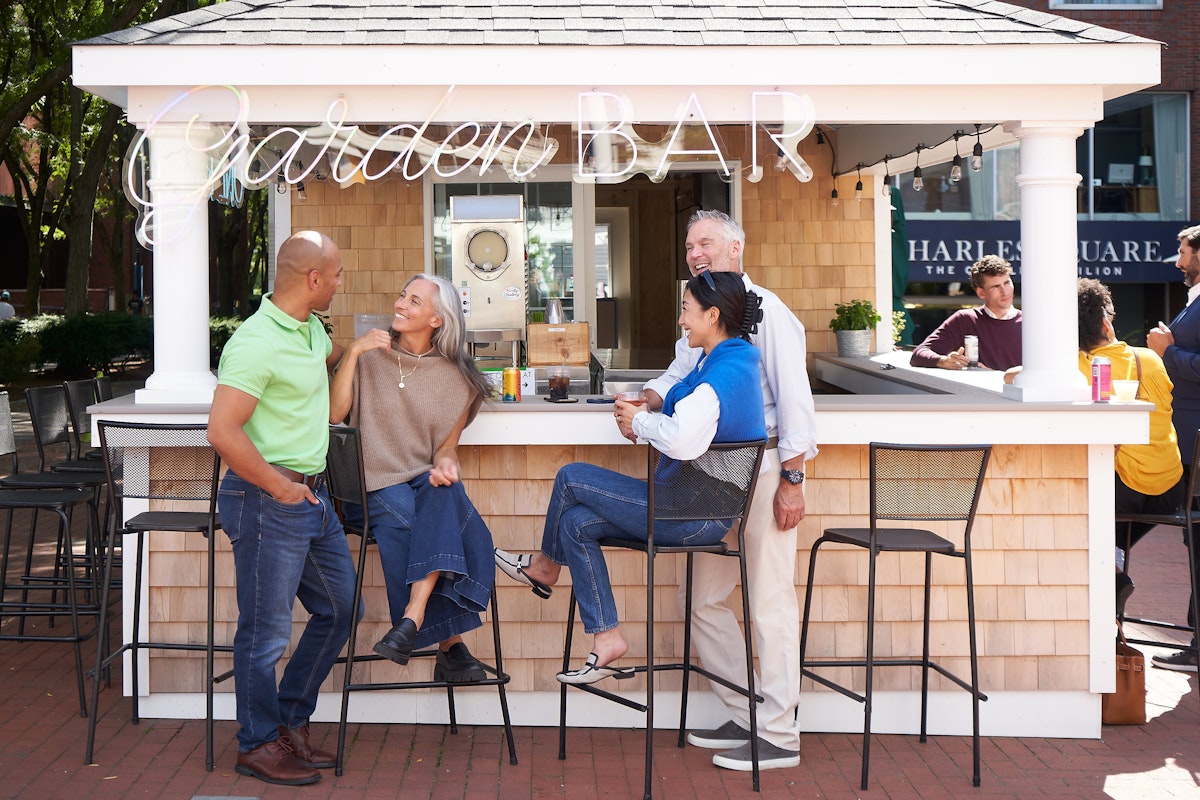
[275,173,287,194]
[854,163,864,202]
[296,180,307,202]
[911,145,924,192]
[881,158,892,197]
[830,187,839,207]
[950,132,964,183]
[971,124,984,172]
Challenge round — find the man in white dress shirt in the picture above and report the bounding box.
[643,209,818,771]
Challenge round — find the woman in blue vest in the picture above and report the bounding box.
[495,271,766,684]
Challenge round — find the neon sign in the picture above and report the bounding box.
[126,85,817,249]
[575,90,816,184]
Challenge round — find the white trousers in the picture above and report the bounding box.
[681,448,802,751]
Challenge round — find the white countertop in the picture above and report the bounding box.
[89,352,1150,447]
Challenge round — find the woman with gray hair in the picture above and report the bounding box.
[329,273,495,681]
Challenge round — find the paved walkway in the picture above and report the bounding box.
[0,392,1198,799]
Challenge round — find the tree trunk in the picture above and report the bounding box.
[64,103,123,315]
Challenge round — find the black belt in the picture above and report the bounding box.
[270,464,323,489]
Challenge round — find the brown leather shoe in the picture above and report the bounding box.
[278,723,336,769]
[235,739,320,785]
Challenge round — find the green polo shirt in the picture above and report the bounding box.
[216,294,332,475]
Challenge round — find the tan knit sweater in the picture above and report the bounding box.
[348,345,477,492]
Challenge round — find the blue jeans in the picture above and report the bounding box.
[343,474,493,650]
[218,472,360,752]
[540,463,730,634]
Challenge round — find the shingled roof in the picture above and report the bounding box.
[79,0,1153,48]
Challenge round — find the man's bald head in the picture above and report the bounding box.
[270,231,343,318]
[276,231,338,286]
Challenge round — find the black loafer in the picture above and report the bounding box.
[373,617,418,665]
[434,642,487,683]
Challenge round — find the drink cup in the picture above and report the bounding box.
[1112,379,1139,403]
[548,366,572,401]
[617,390,647,407]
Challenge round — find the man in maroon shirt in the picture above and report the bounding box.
[909,254,1022,371]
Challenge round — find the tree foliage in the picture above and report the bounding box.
[2,0,264,324]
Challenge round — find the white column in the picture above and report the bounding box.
[1004,124,1091,403]
[135,122,218,405]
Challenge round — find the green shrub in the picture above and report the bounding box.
[210,316,243,368]
[36,313,153,375]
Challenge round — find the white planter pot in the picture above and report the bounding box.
[835,329,872,358]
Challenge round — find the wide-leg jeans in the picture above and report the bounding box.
[218,471,359,752]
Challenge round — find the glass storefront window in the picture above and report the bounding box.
[1078,93,1187,221]
[898,92,1187,222]
[432,181,576,325]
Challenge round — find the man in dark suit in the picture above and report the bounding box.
[1146,223,1200,672]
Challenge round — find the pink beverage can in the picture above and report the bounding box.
[1091,356,1111,402]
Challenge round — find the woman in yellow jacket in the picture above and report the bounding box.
[1077,278,1184,615]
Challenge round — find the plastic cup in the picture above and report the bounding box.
[1112,379,1139,403]
[548,366,572,401]
[616,390,647,407]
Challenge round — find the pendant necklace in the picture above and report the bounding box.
[396,344,435,389]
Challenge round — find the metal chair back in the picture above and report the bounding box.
[647,439,765,531]
[869,442,991,526]
[96,421,220,523]
[0,391,18,474]
[63,379,99,457]
[25,385,77,470]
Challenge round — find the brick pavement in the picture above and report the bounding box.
[1,391,1199,799]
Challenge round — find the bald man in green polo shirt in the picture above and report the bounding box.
[208,231,358,786]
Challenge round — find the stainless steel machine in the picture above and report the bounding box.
[450,194,527,335]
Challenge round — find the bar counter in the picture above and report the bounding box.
[91,353,1144,739]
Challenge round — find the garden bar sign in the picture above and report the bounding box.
[126,85,816,248]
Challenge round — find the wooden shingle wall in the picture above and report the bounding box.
[145,442,1091,698]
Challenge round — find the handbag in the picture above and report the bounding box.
[1102,622,1146,725]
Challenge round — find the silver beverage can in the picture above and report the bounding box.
[963,335,979,368]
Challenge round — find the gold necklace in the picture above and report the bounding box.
[396,344,435,389]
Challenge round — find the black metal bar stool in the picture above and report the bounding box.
[84,421,226,770]
[557,439,767,800]
[799,442,992,791]
[325,425,517,775]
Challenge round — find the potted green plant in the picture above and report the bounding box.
[829,299,881,357]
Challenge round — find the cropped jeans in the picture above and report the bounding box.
[218,471,359,752]
[540,462,729,634]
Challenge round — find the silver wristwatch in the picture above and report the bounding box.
[780,468,805,485]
